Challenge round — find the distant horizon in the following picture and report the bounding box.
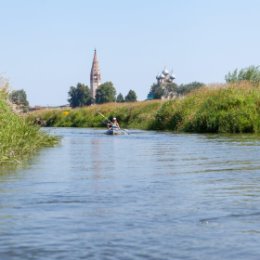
[1,0,260,106]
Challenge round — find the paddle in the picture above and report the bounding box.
[98,112,129,134]
[98,112,111,125]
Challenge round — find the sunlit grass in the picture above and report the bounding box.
[28,100,161,129]
[28,82,260,133]
[0,87,58,165]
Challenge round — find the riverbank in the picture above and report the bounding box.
[0,88,58,165]
[28,82,260,133]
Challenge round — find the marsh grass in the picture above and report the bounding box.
[28,82,260,134]
[0,88,58,165]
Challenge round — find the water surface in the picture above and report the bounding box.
[1,128,260,260]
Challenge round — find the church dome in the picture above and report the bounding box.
[162,68,169,75]
[160,73,165,78]
[156,73,165,80]
[170,74,176,80]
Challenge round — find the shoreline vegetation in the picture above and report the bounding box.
[0,87,58,166]
[28,82,260,134]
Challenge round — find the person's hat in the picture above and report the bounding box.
[113,117,116,120]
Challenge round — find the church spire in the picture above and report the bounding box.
[90,49,101,101]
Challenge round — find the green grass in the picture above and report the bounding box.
[28,101,162,129]
[0,88,58,165]
[28,82,260,134]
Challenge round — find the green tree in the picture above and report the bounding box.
[68,83,91,108]
[125,89,137,102]
[116,93,125,103]
[225,65,260,84]
[95,82,116,104]
[148,83,164,99]
[163,83,178,98]
[177,82,205,95]
[148,82,178,99]
[9,89,29,112]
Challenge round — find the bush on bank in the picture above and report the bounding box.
[28,82,260,134]
[0,88,58,165]
[152,82,260,133]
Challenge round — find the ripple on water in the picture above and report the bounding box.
[1,129,260,260]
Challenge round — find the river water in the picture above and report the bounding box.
[1,128,260,260]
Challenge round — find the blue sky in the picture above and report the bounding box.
[1,0,260,106]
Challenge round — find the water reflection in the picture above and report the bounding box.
[90,138,103,179]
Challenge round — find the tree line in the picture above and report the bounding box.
[147,81,206,100]
[148,65,260,100]
[68,82,137,108]
[8,65,260,110]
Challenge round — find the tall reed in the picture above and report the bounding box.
[0,88,58,165]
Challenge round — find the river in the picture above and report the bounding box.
[1,128,260,260]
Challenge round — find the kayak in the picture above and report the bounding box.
[105,127,125,135]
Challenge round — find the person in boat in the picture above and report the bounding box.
[107,117,120,129]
